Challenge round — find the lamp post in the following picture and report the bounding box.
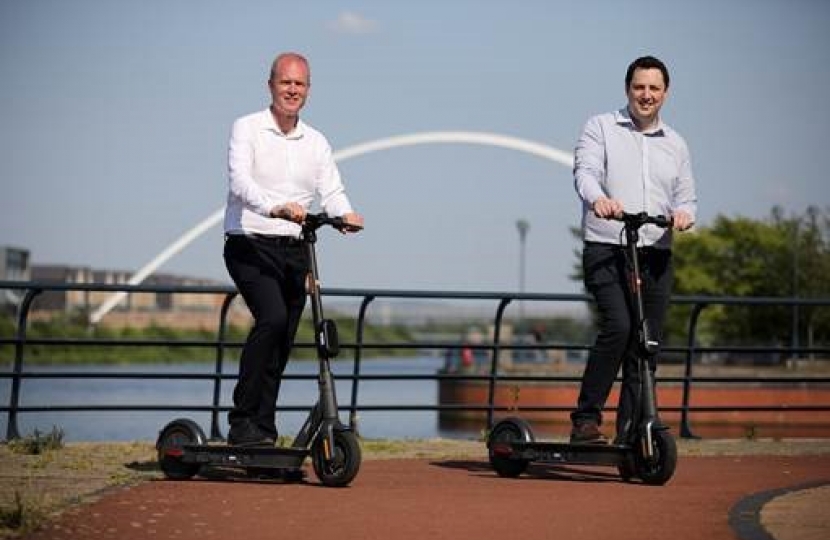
[516,219,529,323]
[792,217,799,361]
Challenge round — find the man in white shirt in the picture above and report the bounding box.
[571,56,697,444]
[223,52,363,447]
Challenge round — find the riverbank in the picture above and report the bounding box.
[439,362,830,439]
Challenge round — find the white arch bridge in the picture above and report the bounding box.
[89,131,574,324]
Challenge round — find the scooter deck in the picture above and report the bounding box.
[494,441,631,467]
[181,444,308,469]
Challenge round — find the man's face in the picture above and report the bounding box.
[269,58,310,118]
[626,67,667,128]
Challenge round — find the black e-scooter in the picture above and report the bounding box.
[487,212,678,485]
[156,213,362,487]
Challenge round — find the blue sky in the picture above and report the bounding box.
[1,0,828,296]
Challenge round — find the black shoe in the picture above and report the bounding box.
[228,421,276,447]
[570,421,609,445]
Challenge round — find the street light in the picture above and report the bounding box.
[792,216,800,360]
[516,219,530,323]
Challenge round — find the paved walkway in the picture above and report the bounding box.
[22,454,830,540]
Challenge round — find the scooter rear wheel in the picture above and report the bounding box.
[156,418,206,480]
[487,417,534,478]
[634,429,677,485]
[311,430,361,487]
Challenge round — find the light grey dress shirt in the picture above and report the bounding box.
[574,107,697,248]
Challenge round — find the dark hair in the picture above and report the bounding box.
[625,56,670,90]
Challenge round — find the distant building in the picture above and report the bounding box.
[0,246,30,281]
[0,247,247,328]
[28,265,225,314]
[0,246,31,314]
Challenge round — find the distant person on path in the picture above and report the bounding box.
[222,52,363,446]
[571,55,697,444]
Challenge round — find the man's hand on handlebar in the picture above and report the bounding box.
[592,196,624,219]
[270,202,306,224]
[670,210,694,232]
[339,212,364,233]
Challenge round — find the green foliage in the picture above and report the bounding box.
[672,206,830,346]
[0,312,415,365]
[673,213,791,297]
[0,314,225,364]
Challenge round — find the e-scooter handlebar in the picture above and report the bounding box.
[613,211,673,230]
[302,212,364,234]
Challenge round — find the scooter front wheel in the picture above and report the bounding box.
[634,429,677,485]
[487,417,534,478]
[311,430,361,487]
[156,418,206,480]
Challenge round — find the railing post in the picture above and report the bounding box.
[680,302,707,439]
[486,298,512,430]
[349,295,375,436]
[7,288,42,440]
[210,292,237,440]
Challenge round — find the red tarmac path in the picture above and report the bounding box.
[24,454,830,540]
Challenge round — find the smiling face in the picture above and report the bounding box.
[268,55,310,127]
[626,67,668,131]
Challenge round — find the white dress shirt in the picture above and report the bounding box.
[223,108,354,237]
[574,107,697,248]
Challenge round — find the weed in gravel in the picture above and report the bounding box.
[7,427,65,455]
[0,491,49,536]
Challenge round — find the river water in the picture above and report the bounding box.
[0,356,485,442]
[7,357,825,442]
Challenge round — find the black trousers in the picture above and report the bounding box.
[223,235,308,438]
[571,242,673,438]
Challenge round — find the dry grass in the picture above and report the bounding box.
[0,441,156,538]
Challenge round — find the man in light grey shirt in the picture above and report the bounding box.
[570,56,697,444]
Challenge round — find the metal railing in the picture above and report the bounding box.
[1,280,829,441]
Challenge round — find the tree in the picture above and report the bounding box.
[672,206,830,348]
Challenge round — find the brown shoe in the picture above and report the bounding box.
[570,421,609,445]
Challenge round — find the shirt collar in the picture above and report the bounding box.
[615,107,665,136]
[259,108,305,140]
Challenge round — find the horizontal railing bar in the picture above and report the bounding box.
[2,337,827,356]
[3,404,828,413]
[2,279,830,306]
[1,372,829,385]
